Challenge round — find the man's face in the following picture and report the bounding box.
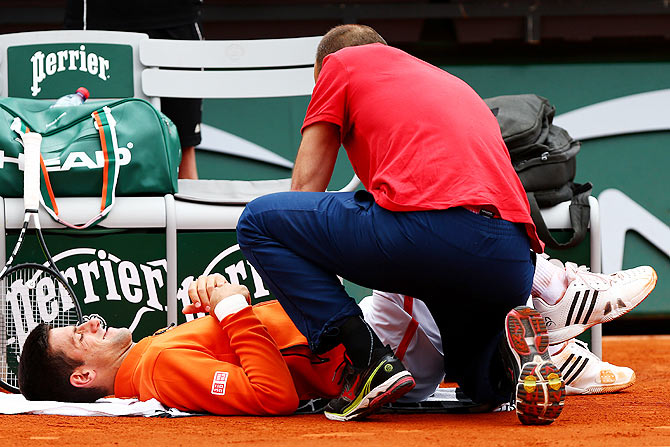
[49,318,133,370]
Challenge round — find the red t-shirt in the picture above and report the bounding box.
[302,44,542,252]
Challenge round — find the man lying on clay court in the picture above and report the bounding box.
[13,281,359,414]
[19,274,343,415]
[18,252,655,417]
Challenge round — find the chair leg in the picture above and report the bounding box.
[588,196,602,359]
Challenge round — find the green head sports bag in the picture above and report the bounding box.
[0,97,180,228]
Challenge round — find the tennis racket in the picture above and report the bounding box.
[0,131,82,393]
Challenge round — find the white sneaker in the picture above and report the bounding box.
[552,339,636,395]
[533,263,657,344]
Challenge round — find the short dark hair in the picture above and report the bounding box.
[18,323,106,402]
[315,24,387,72]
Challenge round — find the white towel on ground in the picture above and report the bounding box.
[0,394,197,417]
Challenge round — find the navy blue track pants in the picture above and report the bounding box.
[237,190,535,404]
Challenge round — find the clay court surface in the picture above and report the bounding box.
[2,335,669,446]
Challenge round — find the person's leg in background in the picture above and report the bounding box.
[147,24,203,180]
[177,143,199,179]
[160,95,201,179]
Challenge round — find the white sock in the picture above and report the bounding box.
[532,255,569,305]
[548,342,567,357]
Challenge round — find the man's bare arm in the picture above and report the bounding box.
[291,122,341,192]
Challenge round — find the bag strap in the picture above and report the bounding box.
[12,107,120,229]
[528,182,593,250]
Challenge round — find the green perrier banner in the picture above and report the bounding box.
[7,43,134,99]
[7,228,274,340]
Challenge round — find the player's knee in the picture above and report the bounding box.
[236,199,263,248]
[237,193,292,248]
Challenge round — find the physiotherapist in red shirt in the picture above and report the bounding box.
[237,25,562,424]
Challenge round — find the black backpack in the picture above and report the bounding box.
[484,94,592,249]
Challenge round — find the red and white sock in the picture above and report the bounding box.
[532,255,569,305]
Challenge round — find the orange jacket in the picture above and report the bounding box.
[114,301,345,415]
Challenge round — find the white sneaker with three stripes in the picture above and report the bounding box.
[532,263,657,345]
[551,339,635,395]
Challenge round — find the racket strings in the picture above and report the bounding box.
[0,266,80,390]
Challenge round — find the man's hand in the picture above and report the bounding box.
[183,274,251,314]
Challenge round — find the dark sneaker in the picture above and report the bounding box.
[503,306,566,425]
[324,346,415,421]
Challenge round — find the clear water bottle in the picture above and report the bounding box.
[50,87,90,108]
